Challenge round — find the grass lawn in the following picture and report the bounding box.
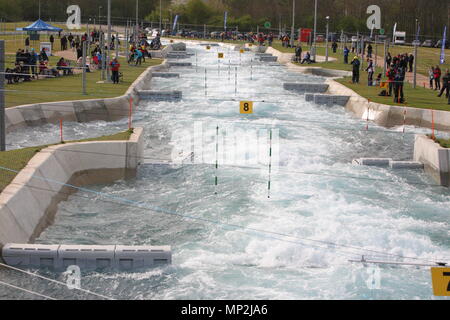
[336,76,450,111]
[434,137,450,148]
[269,41,450,111]
[0,129,133,192]
[4,56,163,107]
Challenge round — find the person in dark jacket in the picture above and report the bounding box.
[438,69,449,100]
[408,54,414,73]
[294,45,302,63]
[50,35,54,50]
[343,46,350,64]
[367,44,373,58]
[332,41,338,53]
[393,66,406,103]
[351,56,360,83]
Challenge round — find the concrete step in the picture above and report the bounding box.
[352,158,392,167]
[284,83,329,94]
[168,61,192,67]
[137,90,182,101]
[152,72,180,78]
[259,56,278,62]
[305,94,350,106]
[389,161,424,169]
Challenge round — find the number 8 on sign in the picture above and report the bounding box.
[431,268,450,296]
[240,101,253,114]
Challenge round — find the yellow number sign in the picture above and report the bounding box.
[240,101,253,114]
[431,268,450,296]
[206,45,211,50]
[218,53,224,59]
[240,49,245,54]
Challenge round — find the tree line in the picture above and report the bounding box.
[0,0,448,40]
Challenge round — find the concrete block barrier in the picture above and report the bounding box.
[313,94,350,106]
[283,83,329,94]
[353,158,392,167]
[389,161,424,169]
[259,56,278,62]
[1,244,172,270]
[152,72,180,78]
[137,90,182,101]
[168,61,192,67]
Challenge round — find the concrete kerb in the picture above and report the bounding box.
[0,128,145,246]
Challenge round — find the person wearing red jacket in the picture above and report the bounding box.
[386,66,395,96]
[109,58,121,84]
[434,66,442,91]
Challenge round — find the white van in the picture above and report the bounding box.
[394,31,406,45]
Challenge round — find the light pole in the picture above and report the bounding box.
[98,6,102,30]
[159,0,162,32]
[325,16,329,62]
[107,0,112,83]
[312,0,318,61]
[290,0,296,47]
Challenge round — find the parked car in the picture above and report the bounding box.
[435,39,450,49]
[422,39,434,47]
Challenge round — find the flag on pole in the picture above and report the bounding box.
[440,26,447,64]
[224,11,228,32]
[172,15,179,35]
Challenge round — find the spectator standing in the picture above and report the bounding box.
[438,69,449,99]
[367,43,373,58]
[109,58,121,84]
[429,66,435,89]
[393,64,406,103]
[50,35,54,50]
[25,37,30,49]
[408,54,414,73]
[332,41,338,53]
[385,52,392,70]
[386,65,395,96]
[434,66,442,91]
[366,59,374,86]
[343,46,350,64]
[295,44,302,63]
[351,56,361,83]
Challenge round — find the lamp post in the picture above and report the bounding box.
[312,0,318,61]
[107,0,112,83]
[325,16,330,62]
[159,0,162,32]
[290,0,296,47]
[98,6,102,30]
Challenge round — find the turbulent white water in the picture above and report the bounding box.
[2,42,450,300]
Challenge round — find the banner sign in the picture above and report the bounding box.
[224,11,228,31]
[172,15,179,35]
[441,26,447,65]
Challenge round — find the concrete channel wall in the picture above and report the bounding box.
[4,47,182,133]
[0,127,145,248]
[414,135,450,187]
[326,79,450,131]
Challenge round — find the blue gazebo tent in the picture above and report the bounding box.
[19,19,63,32]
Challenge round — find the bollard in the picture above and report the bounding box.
[129,97,133,130]
[60,119,63,143]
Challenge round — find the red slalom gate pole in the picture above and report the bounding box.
[129,97,133,130]
[60,119,63,143]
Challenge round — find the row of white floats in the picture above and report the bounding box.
[1,244,172,271]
